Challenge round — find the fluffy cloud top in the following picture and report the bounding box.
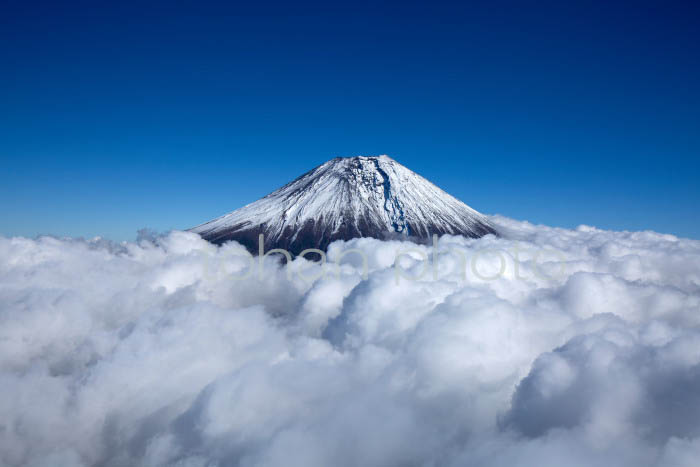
[1,216,700,466]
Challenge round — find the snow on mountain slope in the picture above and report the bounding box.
[190,155,497,254]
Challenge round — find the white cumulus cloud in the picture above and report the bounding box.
[1,216,700,466]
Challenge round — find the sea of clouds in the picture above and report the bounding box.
[2,216,700,466]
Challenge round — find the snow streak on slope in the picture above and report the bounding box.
[190,155,497,253]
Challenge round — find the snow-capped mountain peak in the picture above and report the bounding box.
[190,155,496,253]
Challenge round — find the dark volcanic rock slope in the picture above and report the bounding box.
[190,155,497,254]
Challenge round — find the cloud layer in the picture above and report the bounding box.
[1,217,700,466]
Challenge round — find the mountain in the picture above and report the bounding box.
[189,155,497,254]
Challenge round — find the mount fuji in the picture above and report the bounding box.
[190,155,497,254]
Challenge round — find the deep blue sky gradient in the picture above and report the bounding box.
[2,0,699,240]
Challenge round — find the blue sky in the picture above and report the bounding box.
[2,0,699,240]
